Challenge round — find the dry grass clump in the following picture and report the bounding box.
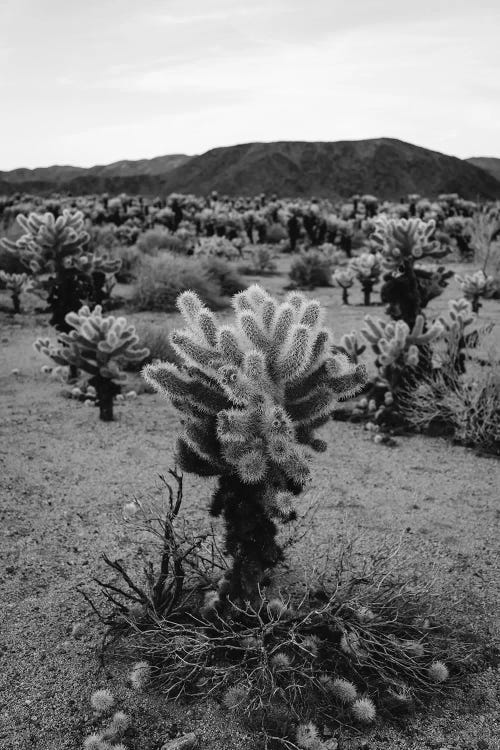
[82,474,480,748]
[400,357,500,456]
[122,321,178,372]
[131,253,226,312]
[131,252,245,312]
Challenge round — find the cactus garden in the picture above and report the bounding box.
[1,191,499,750]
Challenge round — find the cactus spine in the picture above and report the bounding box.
[144,284,366,599]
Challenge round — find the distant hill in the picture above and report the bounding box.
[1,139,499,199]
[466,157,500,184]
[0,154,192,195]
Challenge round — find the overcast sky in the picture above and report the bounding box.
[0,0,498,169]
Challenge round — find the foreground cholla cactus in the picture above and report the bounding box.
[348,252,382,305]
[143,284,366,598]
[34,305,148,421]
[456,269,496,313]
[0,271,31,313]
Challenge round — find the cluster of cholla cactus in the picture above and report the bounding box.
[348,252,383,305]
[1,210,121,331]
[0,271,32,313]
[358,314,444,427]
[437,298,477,375]
[34,305,148,421]
[372,217,450,328]
[332,268,356,304]
[143,284,366,599]
[456,269,496,313]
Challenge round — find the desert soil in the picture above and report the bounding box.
[1,259,499,750]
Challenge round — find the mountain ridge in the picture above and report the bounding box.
[1,139,499,199]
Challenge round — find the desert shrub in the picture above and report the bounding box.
[143,285,366,599]
[124,321,178,371]
[239,244,277,275]
[194,236,243,261]
[131,253,227,312]
[266,222,287,244]
[400,363,499,456]
[0,242,25,274]
[86,484,471,745]
[110,244,142,283]
[136,227,185,255]
[289,250,333,289]
[200,255,246,297]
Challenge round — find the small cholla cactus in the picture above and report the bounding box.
[90,689,115,714]
[428,660,449,683]
[331,678,358,704]
[362,314,443,369]
[0,271,32,313]
[437,298,476,374]
[372,217,450,330]
[129,661,152,690]
[351,696,376,724]
[339,331,366,365]
[295,721,322,750]
[456,269,496,313]
[271,652,292,670]
[332,268,355,304]
[103,711,130,738]
[348,252,382,305]
[1,210,121,332]
[372,217,447,269]
[222,683,249,710]
[83,733,105,749]
[34,305,148,421]
[1,210,89,273]
[143,285,366,599]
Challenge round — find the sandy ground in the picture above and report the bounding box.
[1,260,499,750]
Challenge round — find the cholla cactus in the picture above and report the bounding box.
[1,210,121,333]
[437,298,477,374]
[456,269,496,313]
[143,284,366,599]
[348,252,382,305]
[332,268,355,304]
[362,315,443,368]
[371,217,446,269]
[358,314,443,428]
[1,210,89,273]
[339,331,366,364]
[0,271,32,313]
[34,305,148,421]
[372,217,450,329]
